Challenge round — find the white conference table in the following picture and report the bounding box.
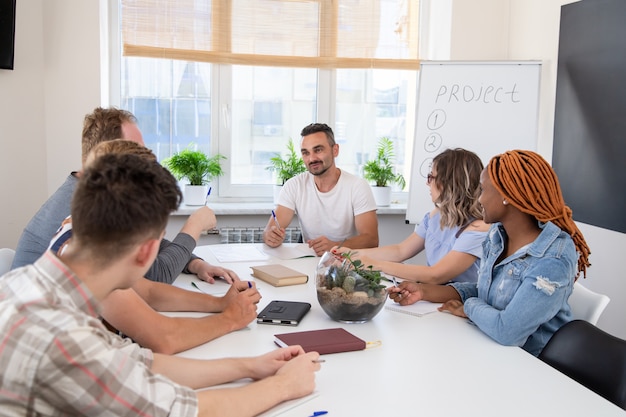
[173,244,625,417]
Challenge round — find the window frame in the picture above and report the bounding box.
[106,0,415,202]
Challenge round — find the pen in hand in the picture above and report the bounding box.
[391,276,403,299]
[271,210,281,229]
[332,239,347,258]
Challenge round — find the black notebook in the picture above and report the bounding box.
[256,300,311,326]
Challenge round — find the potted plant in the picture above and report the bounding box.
[316,250,387,323]
[163,145,226,206]
[363,137,406,206]
[266,138,306,202]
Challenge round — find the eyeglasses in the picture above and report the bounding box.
[427,174,437,184]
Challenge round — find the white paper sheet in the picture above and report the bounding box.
[262,244,316,260]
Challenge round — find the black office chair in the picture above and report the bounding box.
[538,320,626,410]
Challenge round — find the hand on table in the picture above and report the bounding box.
[388,281,425,306]
[307,236,337,256]
[265,225,286,247]
[251,346,320,400]
[218,281,261,329]
[192,260,240,284]
[439,299,468,318]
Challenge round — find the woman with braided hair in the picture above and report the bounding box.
[389,150,591,356]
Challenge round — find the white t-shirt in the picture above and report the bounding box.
[277,170,377,242]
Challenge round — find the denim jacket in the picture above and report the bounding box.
[451,221,577,356]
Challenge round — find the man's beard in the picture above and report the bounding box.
[308,161,329,176]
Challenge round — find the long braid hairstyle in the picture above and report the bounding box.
[487,150,591,278]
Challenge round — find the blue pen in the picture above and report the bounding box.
[205,187,212,204]
[271,210,281,229]
[247,281,252,289]
[310,412,328,417]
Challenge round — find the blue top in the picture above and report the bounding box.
[451,221,576,356]
[12,174,78,269]
[415,211,487,283]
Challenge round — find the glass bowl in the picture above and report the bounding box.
[315,251,387,323]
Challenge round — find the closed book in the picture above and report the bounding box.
[250,264,309,287]
[274,328,366,355]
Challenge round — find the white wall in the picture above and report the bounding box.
[0,0,47,249]
[0,0,102,250]
[42,0,102,191]
[0,0,624,338]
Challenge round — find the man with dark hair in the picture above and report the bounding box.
[0,153,320,416]
[264,123,379,255]
[46,139,260,354]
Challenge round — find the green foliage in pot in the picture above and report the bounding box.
[324,251,386,296]
[266,138,307,185]
[363,137,406,189]
[163,146,226,186]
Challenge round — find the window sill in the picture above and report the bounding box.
[172,202,407,216]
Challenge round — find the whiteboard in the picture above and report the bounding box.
[406,61,541,224]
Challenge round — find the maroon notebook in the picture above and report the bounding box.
[274,328,366,355]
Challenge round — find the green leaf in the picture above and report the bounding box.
[363,137,406,189]
[265,138,307,185]
[163,144,226,185]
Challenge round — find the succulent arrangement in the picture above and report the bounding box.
[316,251,387,323]
[323,251,386,296]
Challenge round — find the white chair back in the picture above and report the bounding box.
[569,281,610,325]
[0,248,16,276]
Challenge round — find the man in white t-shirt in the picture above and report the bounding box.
[264,123,379,255]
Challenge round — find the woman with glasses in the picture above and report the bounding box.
[336,148,489,284]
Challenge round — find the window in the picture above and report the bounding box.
[114,0,420,200]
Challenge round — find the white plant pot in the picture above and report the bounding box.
[371,186,392,207]
[184,184,209,206]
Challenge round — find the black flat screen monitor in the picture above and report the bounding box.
[552,0,626,234]
[0,0,16,70]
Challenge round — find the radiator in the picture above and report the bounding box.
[219,227,302,244]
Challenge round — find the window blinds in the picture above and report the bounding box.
[121,0,420,69]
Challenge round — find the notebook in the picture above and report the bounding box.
[257,300,311,326]
[384,297,441,317]
[274,328,366,355]
[262,244,316,260]
[250,264,309,287]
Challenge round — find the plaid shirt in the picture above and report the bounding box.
[0,251,198,416]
